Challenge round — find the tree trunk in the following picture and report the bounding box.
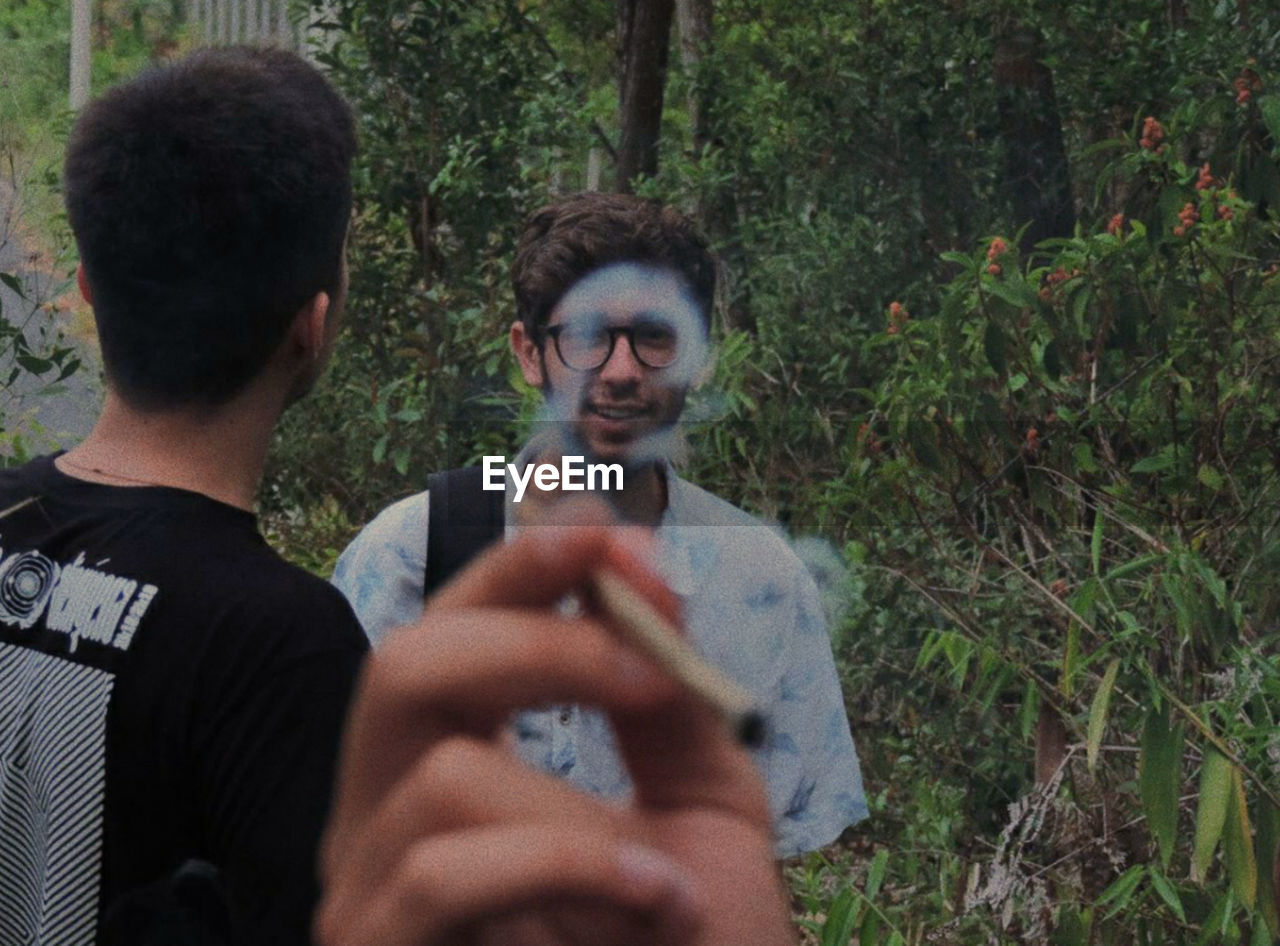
[586,148,604,191]
[993,24,1075,252]
[1034,697,1068,787]
[675,0,712,153]
[616,0,675,192]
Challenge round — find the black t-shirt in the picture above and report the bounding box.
[0,455,369,945]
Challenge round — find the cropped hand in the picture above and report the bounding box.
[314,520,795,946]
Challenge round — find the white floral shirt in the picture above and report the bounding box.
[331,468,868,855]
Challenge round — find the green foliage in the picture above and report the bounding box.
[266,0,591,524]
[821,76,1280,941]
[247,2,1280,941]
[0,0,188,154]
[0,265,83,464]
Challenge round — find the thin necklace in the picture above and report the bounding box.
[57,454,170,488]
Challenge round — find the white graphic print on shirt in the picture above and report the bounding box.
[0,545,157,653]
[0,646,114,946]
[0,542,159,945]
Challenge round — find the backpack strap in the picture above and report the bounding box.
[424,465,506,596]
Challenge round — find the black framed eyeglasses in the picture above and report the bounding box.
[542,317,681,371]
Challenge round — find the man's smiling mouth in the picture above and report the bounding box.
[587,404,649,420]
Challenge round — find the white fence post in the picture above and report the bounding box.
[69,0,92,110]
[185,0,307,51]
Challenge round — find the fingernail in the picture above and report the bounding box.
[557,593,584,618]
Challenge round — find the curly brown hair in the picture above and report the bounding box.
[511,192,717,336]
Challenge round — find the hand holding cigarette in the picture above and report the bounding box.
[315,522,796,946]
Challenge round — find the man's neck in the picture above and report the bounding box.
[608,460,667,527]
[57,388,281,512]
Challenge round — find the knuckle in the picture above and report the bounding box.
[417,735,490,795]
[540,833,603,882]
[392,845,449,916]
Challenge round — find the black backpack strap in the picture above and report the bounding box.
[424,465,506,596]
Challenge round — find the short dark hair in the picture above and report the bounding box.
[511,192,717,336]
[64,46,356,409]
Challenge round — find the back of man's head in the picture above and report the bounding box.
[511,192,717,337]
[64,46,356,410]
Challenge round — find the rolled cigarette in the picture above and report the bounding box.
[591,570,767,748]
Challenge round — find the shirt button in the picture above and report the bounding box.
[559,709,572,725]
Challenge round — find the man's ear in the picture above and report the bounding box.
[509,320,545,388]
[76,263,94,306]
[292,290,332,367]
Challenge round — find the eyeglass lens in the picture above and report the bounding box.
[554,317,679,370]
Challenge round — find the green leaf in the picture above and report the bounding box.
[392,445,410,476]
[1148,868,1186,923]
[1096,864,1145,917]
[1196,890,1235,946]
[983,322,1007,375]
[1224,765,1257,909]
[0,272,24,297]
[819,888,862,946]
[1103,553,1164,583]
[56,358,81,382]
[907,419,941,472]
[1138,706,1184,870]
[1255,800,1280,938]
[1070,577,1100,624]
[1043,339,1063,381]
[1193,748,1233,883]
[1019,679,1039,739]
[1091,512,1104,575]
[1073,442,1099,474]
[1087,659,1120,772]
[864,848,889,902]
[16,354,53,376]
[1069,284,1093,332]
[1198,464,1225,491]
[858,903,882,944]
[941,250,978,271]
[1259,95,1280,146]
[1051,905,1088,946]
[1251,915,1272,946]
[987,276,1038,309]
[1131,448,1175,474]
[1061,621,1080,700]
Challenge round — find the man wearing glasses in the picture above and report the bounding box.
[333,192,867,857]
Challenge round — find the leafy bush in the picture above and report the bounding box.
[260,4,1280,942]
[798,73,1280,945]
